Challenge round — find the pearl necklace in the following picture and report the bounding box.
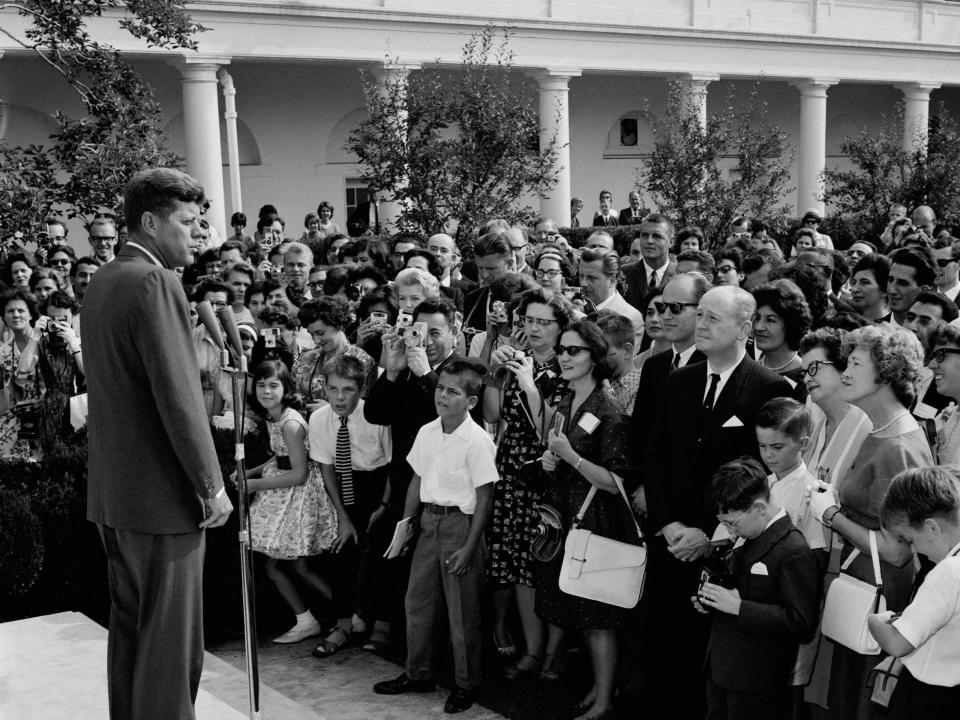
[868,410,910,435]
[761,352,799,373]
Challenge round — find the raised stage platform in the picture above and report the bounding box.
[0,612,506,719]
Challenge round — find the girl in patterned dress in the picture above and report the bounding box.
[244,360,338,644]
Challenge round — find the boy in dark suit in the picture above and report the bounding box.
[696,457,821,720]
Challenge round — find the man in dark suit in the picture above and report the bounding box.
[85,169,232,720]
[641,285,792,720]
[461,233,515,333]
[618,190,649,225]
[427,233,477,295]
[623,213,677,310]
[631,272,711,452]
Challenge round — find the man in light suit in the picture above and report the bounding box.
[641,285,792,720]
[623,213,677,310]
[85,168,233,720]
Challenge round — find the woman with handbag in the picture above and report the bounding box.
[537,319,635,720]
[483,289,571,680]
[805,325,933,720]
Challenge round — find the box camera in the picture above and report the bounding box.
[490,300,509,325]
[261,327,281,348]
[402,321,428,349]
[370,311,389,329]
[396,310,414,329]
[698,538,735,595]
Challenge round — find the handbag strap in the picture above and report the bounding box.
[839,529,882,587]
[571,474,644,542]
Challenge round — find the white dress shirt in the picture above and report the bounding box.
[703,348,748,405]
[309,399,391,471]
[406,414,498,514]
[893,542,960,686]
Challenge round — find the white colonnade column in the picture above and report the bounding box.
[791,79,836,216]
[898,82,940,154]
[532,69,580,226]
[218,68,242,217]
[681,73,718,128]
[175,57,229,238]
[370,62,420,234]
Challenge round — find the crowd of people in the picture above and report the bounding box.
[3,190,960,720]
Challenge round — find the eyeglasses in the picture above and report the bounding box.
[50,258,71,266]
[936,258,958,268]
[654,301,698,315]
[535,268,561,279]
[90,236,116,243]
[554,344,589,356]
[716,264,737,274]
[718,510,750,532]
[803,360,836,377]
[511,244,528,252]
[522,316,557,328]
[930,347,960,363]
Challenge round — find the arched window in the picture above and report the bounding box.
[603,111,655,158]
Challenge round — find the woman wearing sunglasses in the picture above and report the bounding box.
[483,289,571,681]
[928,322,960,465]
[805,324,932,719]
[537,320,634,720]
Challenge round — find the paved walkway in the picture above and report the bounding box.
[0,612,509,720]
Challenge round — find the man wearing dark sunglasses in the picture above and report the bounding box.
[933,237,960,303]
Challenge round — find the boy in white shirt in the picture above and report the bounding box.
[868,466,960,717]
[755,398,829,563]
[309,355,392,658]
[373,358,498,714]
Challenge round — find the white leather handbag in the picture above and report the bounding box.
[559,475,646,609]
[821,530,886,654]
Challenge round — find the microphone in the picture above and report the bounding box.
[217,305,245,360]
[196,301,226,351]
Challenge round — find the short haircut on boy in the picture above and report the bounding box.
[440,357,486,398]
[709,456,771,513]
[880,466,960,529]
[596,311,635,349]
[322,353,367,393]
[755,397,812,440]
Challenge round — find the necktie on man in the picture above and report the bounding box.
[650,270,658,289]
[703,373,721,412]
[336,415,355,506]
[672,352,681,370]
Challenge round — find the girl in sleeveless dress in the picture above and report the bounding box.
[244,360,338,643]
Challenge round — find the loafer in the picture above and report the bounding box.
[373,673,436,695]
[444,686,475,714]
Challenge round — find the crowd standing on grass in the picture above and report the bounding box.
[3,186,960,720]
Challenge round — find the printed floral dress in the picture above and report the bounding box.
[486,356,567,587]
[249,407,337,559]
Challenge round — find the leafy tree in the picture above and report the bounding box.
[822,103,960,246]
[347,26,560,239]
[638,80,794,250]
[0,0,204,238]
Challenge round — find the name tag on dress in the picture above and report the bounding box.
[577,412,600,435]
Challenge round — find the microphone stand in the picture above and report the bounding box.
[223,346,261,719]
